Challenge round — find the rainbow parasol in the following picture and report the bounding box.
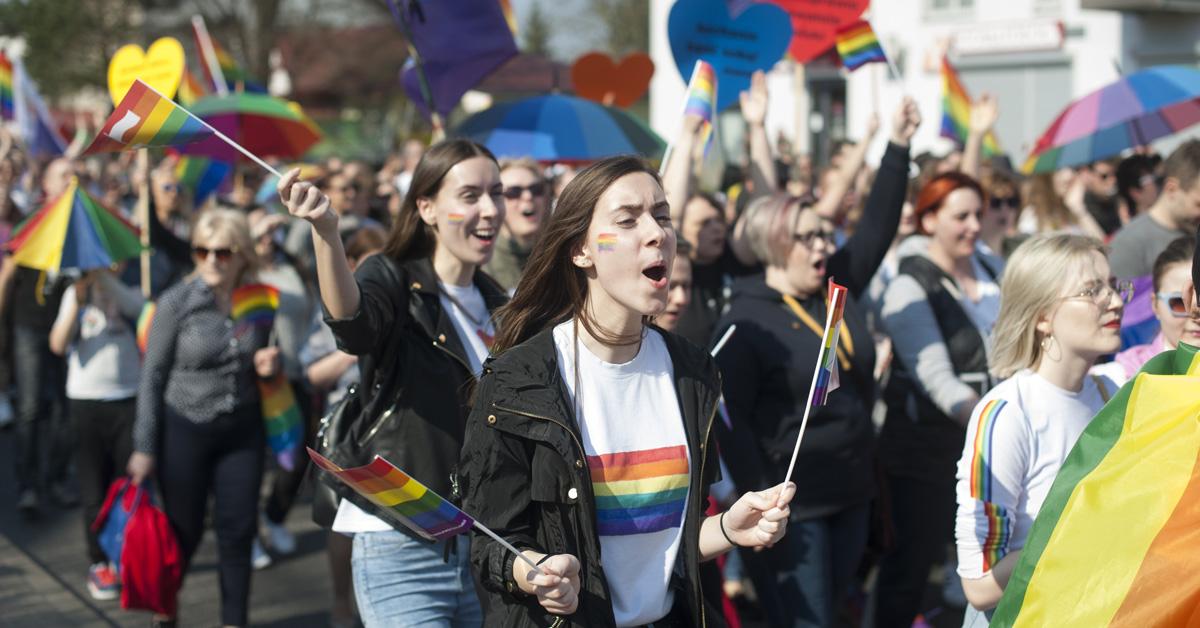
[6,177,142,272]
[183,92,321,162]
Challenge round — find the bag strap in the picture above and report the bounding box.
[1092,374,1111,403]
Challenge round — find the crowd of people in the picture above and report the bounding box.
[3,69,1200,628]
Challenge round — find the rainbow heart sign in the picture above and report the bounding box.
[768,0,869,62]
[669,0,792,112]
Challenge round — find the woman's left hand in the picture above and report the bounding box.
[724,481,796,549]
[254,346,281,378]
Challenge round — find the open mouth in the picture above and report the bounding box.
[642,261,668,287]
[812,257,827,274]
[471,227,496,243]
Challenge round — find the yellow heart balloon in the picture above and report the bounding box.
[107,37,185,106]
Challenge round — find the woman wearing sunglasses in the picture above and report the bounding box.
[128,209,280,627]
[954,234,1126,624]
[486,157,551,292]
[1113,235,1199,379]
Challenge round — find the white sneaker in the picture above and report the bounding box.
[264,519,296,555]
[251,538,272,570]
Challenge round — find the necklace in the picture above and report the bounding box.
[439,285,495,347]
[781,292,854,371]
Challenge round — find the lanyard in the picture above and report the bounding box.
[781,293,854,371]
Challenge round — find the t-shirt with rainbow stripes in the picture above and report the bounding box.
[553,322,689,627]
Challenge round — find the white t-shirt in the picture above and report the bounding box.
[955,369,1116,579]
[331,282,493,535]
[553,321,689,627]
[55,284,141,400]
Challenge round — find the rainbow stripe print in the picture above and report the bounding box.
[447,212,465,225]
[231,283,279,335]
[589,444,689,536]
[683,60,717,152]
[812,280,848,406]
[307,448,474,541]
[82,80,213,155]
[259,373,303,471]
[834,20,887,71]
[597,233,618,253]
[969,398,1011,572]
[941,57,1001,156]
[0,51,12,120]
[136,302,156,354]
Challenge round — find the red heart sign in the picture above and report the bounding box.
[766,0,869,63]
[570,52,655,108]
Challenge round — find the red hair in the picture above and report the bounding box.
[914,172,985,235]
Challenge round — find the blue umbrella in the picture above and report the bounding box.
[452,94,665,162]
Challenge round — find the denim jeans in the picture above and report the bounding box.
[351,530,482,628]
[12,324,70,494]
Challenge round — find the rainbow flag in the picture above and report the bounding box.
[682,59,717,154]
[993,343,1200,627]
[588,444,689,536]
[308,448,475,540]
[1119,274,1159,350]
[812,280,848,406]
[136,302,156,354]
[175,156,231,207]
[834,20,887,71]
[231,283,278,335]
[177,67,208,106]
[261,373,304,471]
[941,57,1001,156]
[82,80,213,156]
[0,52,13,120]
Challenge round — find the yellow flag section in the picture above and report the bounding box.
[993,345,1200,627]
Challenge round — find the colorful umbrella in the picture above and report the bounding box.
[452,94,666,163]
[1023,65,1200,173]
[6,177,141,272]
[183,92,321,162]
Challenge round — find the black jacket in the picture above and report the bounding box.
[460,326,723,628]
[323,255,508,527]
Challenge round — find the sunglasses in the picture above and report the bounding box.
[989,196,1019,209]
[1157,291,1190,318]
[502,183,547,200]
[192,246,235,262]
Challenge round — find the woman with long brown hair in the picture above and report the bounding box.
[278,139,509,626]
[459,155,795,627]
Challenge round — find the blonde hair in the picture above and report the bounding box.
[989,233,1106,378]
[741,193,808,267]
[498,157,544,181]
[189,208,261,286]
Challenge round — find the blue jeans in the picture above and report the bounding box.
[742,502,870,628]
[352,530,482,628]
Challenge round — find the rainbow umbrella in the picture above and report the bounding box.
[452,93,665,163]
[6,177,141,272]
[1023,65,1200,174]
[183,92,321,162]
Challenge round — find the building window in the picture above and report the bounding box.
[927,0,975,19]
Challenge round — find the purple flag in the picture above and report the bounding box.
[390,0,518,119]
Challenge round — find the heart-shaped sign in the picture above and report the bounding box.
[765,0,869,63]
[107,37,185,106]
[669,0,792,111]
[571,52,655,108]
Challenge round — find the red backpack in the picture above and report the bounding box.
[92,478,183,615]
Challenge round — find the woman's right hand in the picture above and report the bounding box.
[517,553,582,615]
[127,452,154,485]
[278,168,338,237]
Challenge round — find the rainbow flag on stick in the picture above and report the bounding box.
[834,20,888,72]
[993,344,1200,627]
[0,52,13,120]
[177,67,208,106]
[782,279,848,482]
[683,59,717,155]
[941,57,1001,156]
[307,448,545,573]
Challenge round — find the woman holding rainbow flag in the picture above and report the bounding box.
[128,208,280,628]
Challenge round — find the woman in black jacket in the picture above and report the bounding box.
[459,155,794,627]
[712,99,920,628]
[278,139,508,626]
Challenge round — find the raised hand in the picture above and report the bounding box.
[890,96,922,147]
[278,168,337,236]
[723,481,796,548]
[739,70,769,128]
[970,92,999,136]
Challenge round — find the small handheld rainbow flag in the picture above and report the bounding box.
[261,373,304,471]
[941,57,1001,156]
[783,279,848,482]
[834,20,888,72]
[0,51,13,120]
[683,59,717,154]
[82,80,214,156]
[231,283,279,335]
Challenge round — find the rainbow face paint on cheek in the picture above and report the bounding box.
[447,212,465,225]
[597,233,618,252]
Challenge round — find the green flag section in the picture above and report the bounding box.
[993,343,1200,627]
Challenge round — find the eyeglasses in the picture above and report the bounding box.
[1156,291,1190,318]
[792,229,836,248]
[1067,278,1133,306]
[192,246,235,262]
[502,183,547,199]
[989,196,1019,209]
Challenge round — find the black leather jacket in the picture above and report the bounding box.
[460,326,724,627]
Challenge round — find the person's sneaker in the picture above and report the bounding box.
[49,481,80,508]
[87,562,119,601]
[251,538,272,570]
[17,489,38,516]
[264,519,296,555]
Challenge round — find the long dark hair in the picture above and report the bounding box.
[492,155,661,354]
[382,139,498,262]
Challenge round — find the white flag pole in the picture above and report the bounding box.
[472,520,544,577]
[192,15,230,96]
[782,297,837,484]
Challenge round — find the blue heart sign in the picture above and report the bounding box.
[668,0,793,111]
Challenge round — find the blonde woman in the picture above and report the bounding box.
[128,209,279,628]
[953,234,1129,625]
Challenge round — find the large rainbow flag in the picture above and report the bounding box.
[941,57,1001,156]
[0,51,12,120]
[82,79,214,155]
[683,60,717,155]
[834,20,887,72]
[308,448,474,541]
[993,342,1200,626]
